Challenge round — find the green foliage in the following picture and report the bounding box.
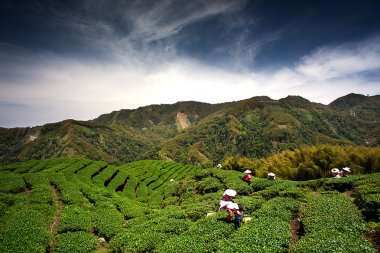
[1,94,380,166]
[0,172,25,193]
[157,217,234,253]
[0,158,379,252]
[198,176,223,194]
[222,156,256,173]
[24,173,53,204]
[92,202,124,239]
[292,192,376,252]
[218,217,292,253]
[110,231,168,253]
[0,205,52,253]
[58,205,93,233]
[251,145,380,180]
[54,231,97,253]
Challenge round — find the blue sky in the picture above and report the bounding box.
[1,0,380,127]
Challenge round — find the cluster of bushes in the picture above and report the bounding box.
[209,168,252,194]
[48,172,89,205]
[1,157,379,252]
[292,192,376,252]
[0,172,25,193]
[92,165,119,188]
[54,231,97,253]
[220,197,300,253]
[23,173,53,204]
[76,161,107,184]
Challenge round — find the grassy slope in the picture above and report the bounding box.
[0,158,378,252]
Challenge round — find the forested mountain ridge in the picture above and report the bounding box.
[0,93,379,166]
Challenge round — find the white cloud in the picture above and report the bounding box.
[1,24,380,127]
[296,36,380,80]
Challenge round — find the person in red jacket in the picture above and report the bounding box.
[243,170,252,185]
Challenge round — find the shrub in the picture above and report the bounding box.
[292,230,376,253]
[198,177,223,194]
[217,216,292,253]
[0,206,51,253]
[54,231,97,253]
[236,195,265,215]
[110,231,168,253]
[292,192,376,252]
[92,202,124,239]
[0,172,25,193]
[58,205,93,233]
[24,173,53,204]
[156,217,234,253]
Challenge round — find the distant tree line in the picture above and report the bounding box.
[221,145,380,180]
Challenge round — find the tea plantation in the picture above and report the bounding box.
[0,158,379,252]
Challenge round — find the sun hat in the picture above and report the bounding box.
[331,168,339,173]
[268,172,275,177]
[342,167,351,172]
[244,170,251,174]
[227,203,239,210]
[224,189,237,197]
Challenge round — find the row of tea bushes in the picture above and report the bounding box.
[23,173,53,204]
[219,197,300,253]
[0,172,25,193]
[353,173,380,219]
[292,192,376,253]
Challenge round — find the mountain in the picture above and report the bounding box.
[0,93,379,166]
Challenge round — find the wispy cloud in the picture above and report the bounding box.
[1,35,379,126]
[1,1,379,127]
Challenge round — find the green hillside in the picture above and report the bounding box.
[0,93,379,166]
[0,158,378,252]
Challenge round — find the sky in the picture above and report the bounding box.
[1,0,380,128]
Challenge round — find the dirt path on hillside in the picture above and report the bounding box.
[290,213,303,246]
[49,185,63,253]
[365,230,380,252]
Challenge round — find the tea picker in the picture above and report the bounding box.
[267,172,276,180]
[226,202,244,229]
[339,167,351,177]
[243,170,252,185]
[219,189,237,210]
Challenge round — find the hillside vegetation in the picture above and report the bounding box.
[0,93,379,166]
[0,158,379,252]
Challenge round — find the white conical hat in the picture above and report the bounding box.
[268,172,275,176]
[227,203,239,210]
[244,170,251,174]
[224,189,237,197]
[342,167,351,172]
[331,168,339,173]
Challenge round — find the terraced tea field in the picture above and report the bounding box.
[0,158,379,252]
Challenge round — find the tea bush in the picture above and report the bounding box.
[92,201,124,239]
[156,216,234,253]
[58,205,93,233]
[48,172,89,205]
[210,168,252,195]
[292,192,376,252]
[77,161,107,184]
[24,173,52,204]
[0,205,51,253]
[110,230,168,252]
[54,231,97,253]
[92,165,119,188]
[198,176,223,193]
[218,216,292,253]
[0,172,25,193]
